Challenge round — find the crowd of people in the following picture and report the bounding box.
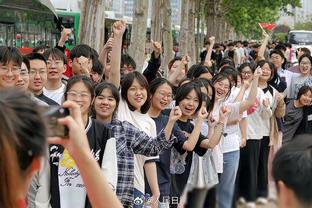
[0,19,312,208]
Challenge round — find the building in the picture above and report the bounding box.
[277,0,312,28]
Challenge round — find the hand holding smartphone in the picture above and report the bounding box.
[43,105,69,138]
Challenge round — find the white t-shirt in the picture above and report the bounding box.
[211,100,240,173]
[277,69,296,98]
[43,83,66,105]
[117,97,158,193]
[244,88,272,140]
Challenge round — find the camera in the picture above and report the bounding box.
[43,105,69,137]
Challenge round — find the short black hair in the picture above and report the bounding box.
[120,54,136,69]
[298,54,312,66]
[0,46,22,66]
[272,134,312,207]
[296,85,312,100]
[22,56,30,72]
[24,52,47,65]
[65,75,95,101]
[32,45,47,53]
[149,77,173,95]
[43,48,67,64]
[70,44,93,60]
[295,47,311,57]
[92,59,103,75]
[121,71,150,114]
[187,64,213,79]
[175,81,202,115]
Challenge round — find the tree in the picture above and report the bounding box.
[79,0,106,52]
[151,0,162,42]
[294,18,312,30]
[179,0,189,57]
[162,0,173,77]
[187,0,196,63]
[128,0,149,72]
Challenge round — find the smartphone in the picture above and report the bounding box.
[43,106,69,138]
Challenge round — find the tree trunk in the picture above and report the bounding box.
[79,0,105,53]
[187,0,196,63]
[179,0,189,57]
[162,0,173,78]
[128,0,149,72]
[195,0,201,63]
[151,0,162,42]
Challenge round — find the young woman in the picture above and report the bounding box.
[146,78,215,207]
[236,63,273,207]
[283,86,312,143]
[0,89,122,208]
[170,81,231,206]
[49,75,114,208]
[289,54,312,99]
[93,81,181,208]
[256,60,285,204]
[212,65,262,208]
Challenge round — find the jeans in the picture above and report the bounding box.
[217,150,240,208]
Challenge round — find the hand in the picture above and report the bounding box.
[240,138,246,148]
[58,28,72,46]
[297,48,304,57]
[207,115,217,127]
[263,98,270,108]
[150,195,159,208]
[204,60,213,68]
[275,92,285,103]
[151,40,162,57]
[77,56,91,75]
[182,55,190,65]
[197,106,208,120]
[169,106,182,122]
[208,36,215,44]
[242,80,250,89]
[262,31,269,39]
[48,101,90,158]
[112,20,126,37]
[254,66,262,78]
[219,106,231,122]
[104,34,114,51]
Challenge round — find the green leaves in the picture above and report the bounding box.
[219,0,301,39]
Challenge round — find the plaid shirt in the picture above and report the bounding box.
[110,118,175,207]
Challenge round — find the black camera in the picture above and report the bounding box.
[43,106,69,138]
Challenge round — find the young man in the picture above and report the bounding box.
[272,134,312,208]
[43,48,67,105]
[69,44,94,76]
[0,46,22,89]
[25,52,58,106]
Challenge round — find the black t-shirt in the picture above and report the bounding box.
[145,114,187,199]
[296,105,312,135]
[49,118,111,208]
[170,119,207,198]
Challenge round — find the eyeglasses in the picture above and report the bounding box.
[67,91,91,100]
[300,62,311,66]
[158,91,174,100]
[29,69,46,76]
[46,60,63,66]
[240,71,252,75]
[0,66,21,75]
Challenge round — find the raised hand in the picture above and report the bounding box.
[263,98,270,108]
[242,80,250,89]
[275,92,285,103]
[182,55,190,65]
[104,34,114,51]
[151,40,162,58]
[219,106,231,122]
[198,106,208,120]
[207,115,217,127]
[254,66,262,78]
[112,20,126,37]
[169,106,182,122]
[208,36,215,44]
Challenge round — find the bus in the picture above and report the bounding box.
[0,0,59,54]
[288,30,312,64]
